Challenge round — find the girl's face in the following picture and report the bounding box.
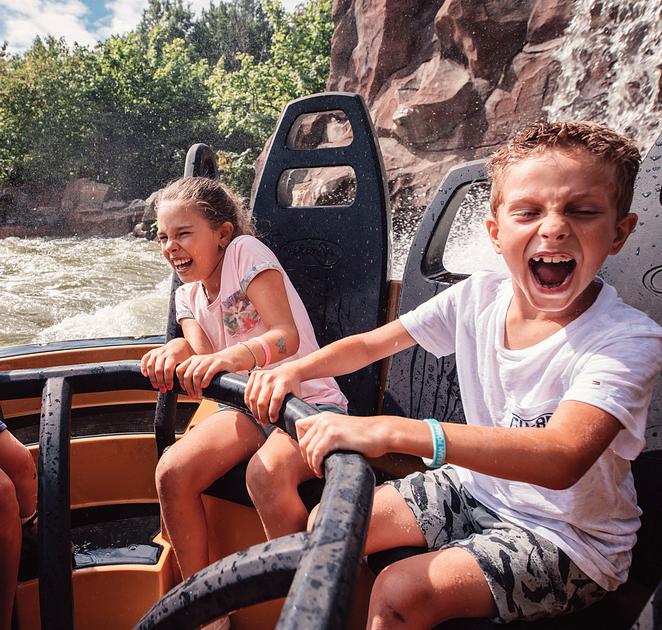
[156,200,233,287]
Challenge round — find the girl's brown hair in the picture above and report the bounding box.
[487,120,641,219]
[157,177,255,236]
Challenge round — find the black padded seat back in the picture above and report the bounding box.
[382,159,486,421]
[251,92,390,415]
[601,132,662,451]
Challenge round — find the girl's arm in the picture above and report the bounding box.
[245,320,417,423]
[140,317,213,392]
[176,270,300,399]
[296,400,622,487]
[181,318,214,355]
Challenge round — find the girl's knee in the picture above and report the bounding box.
[245,451,279,499]
[246,446,303,505]
[155,449,193,498]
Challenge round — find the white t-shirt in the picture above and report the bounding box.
[175,235,347,409]
[399,270,662,590]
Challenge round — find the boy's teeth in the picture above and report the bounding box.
[532,255,573,263]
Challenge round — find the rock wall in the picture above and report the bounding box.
[328,0,573,213]
[0,179,153,239]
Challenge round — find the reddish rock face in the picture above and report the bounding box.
[326,0,574,216]
[254,0,659,267]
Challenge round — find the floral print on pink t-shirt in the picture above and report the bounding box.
[222,289,260,336]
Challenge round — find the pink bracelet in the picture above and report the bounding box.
[253,336,271,367]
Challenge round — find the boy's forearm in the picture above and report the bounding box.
[381,417,567,487]
[377,411,617,490]
[288,334,375,382]
[289,321,414,383]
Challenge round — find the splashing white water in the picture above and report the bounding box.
[33,278,170,344]
[0,237,170,346]
[545,0,662,150]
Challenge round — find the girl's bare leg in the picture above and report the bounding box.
[155,409,265,579]
[367,547,497,629]
[0,431,37,519]
[245,428,315,539]
[0,468,21,630]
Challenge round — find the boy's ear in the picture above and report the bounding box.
[486,215,502,254]
[610,212,638,255]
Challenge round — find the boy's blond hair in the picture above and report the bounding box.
[487,121,641,219]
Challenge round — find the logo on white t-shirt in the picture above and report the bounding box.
[509,412,552,428]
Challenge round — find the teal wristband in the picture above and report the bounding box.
[421,418,446,469]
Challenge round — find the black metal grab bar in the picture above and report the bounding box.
[0,361,375,630]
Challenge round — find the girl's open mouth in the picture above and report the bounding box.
[172,258,192,272]
[529,255,576,289]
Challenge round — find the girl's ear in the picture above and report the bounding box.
[610,212,638,255]
[486,214,502,254]
[218,221,235,247]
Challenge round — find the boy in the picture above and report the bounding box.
[244,121,662,628]
[0,415,37,630]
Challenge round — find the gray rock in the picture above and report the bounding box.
[61,178,114,209]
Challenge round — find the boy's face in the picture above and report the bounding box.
[486,149,637,319]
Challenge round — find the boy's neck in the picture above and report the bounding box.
[504,280,602,350]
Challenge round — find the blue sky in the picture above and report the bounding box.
[0,0,303,53]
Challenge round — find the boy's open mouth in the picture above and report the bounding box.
[172,257,192,272]
[529,255,576,289]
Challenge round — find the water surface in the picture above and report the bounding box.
[0,236,169,346]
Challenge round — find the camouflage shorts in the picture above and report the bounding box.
[385,466,607,623]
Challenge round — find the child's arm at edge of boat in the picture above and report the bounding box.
[176,269,301,400]
[244,320,417,424]
[295,400,622,488]
[140,318,213,392]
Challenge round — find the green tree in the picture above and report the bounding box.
[0,0,333,202]
[208,0,332,193]
[0,32,218,198]
[138,0,195,44]
[0,37,100,187]
[192,0,273,69]
[91,31,218,196]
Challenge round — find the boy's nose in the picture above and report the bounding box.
[539,213,569,240]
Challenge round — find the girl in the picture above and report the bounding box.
[140,177,346,610]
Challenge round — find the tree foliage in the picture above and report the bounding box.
[208,0,333,192]
[0,0,332,200]
[193,0,273,69]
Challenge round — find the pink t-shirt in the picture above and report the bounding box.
[175,235,347,409]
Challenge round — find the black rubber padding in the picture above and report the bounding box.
[251,92,390,416]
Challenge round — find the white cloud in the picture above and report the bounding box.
[97,0,146,39]
[0,0,305,53]
[0,0,97,52]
